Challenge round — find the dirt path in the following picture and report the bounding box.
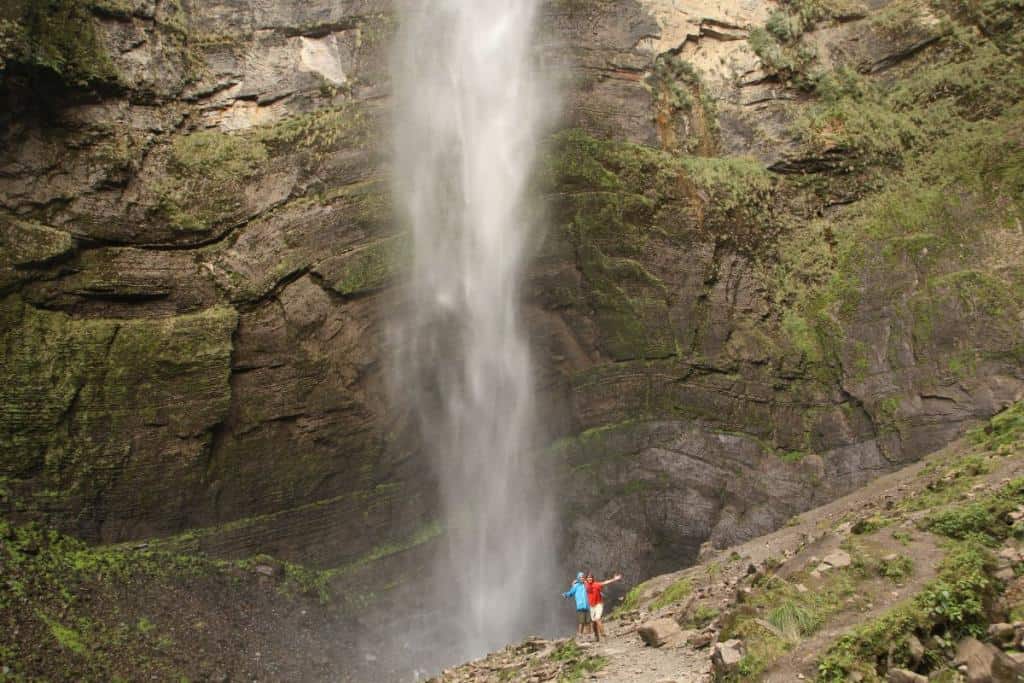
[582,622,710,682]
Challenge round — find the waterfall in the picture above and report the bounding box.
[391,0,558,665]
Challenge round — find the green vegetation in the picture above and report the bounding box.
[153,104,370,233]
[326,234,410,296]
[923,478,1024,544]
[614,580,648,615]
[0,515,400,678]
[541,128,778,359]
[851,515,893,535]
[770,92,1024,383]
[817,540,994,680]
[155,129,268,232]
[650,577,694,611]
[645,53,719,152]
[970,402,1024,452]
[899,454,992,512]
[719,570,861,679]
[748,26,820,86]
[879,555,915,582]
[0,298,236,503]
[256,103,369,156]
[747,0,867,86]
[0,520,220,679]
[549,641,608,682]
[689,604,720,628]
[0,0,117,86]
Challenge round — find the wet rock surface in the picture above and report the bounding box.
[1,0,1023,678]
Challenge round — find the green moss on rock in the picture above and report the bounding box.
[323,234,409,296]
[0,0,118,87]
[154,129,269,233]
[0,297,237,528]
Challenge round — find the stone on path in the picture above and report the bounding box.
[886,668,927,683]
[988,623,1015,644]
[711,639,745,676]
[688,631,714,648]
[637,618,684,648]
[815,549,852,573]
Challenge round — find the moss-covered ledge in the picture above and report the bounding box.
[0,296,238,541]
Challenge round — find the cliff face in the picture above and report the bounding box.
[2,0,1023,629]
[534,0,1024,578]
[0,0,425,569]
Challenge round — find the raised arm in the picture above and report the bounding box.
[599,574,623,585]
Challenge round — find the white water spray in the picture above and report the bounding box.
[391,0,558,663]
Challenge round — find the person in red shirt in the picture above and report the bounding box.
[585,572,622,641]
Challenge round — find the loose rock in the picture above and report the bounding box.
[988,623,1015,644]
[954,636,1021,683]
[637,618,683,648]
[886,669,927,683]
[711,639,745,675]
[816,549,852,572]
[906,634,925,665]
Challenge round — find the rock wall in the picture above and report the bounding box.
[534,0,1024,579]
[2,0,1023,613]
[0,0,433,573]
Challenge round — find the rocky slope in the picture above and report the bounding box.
[435,401,1024,682]
[0,0,1023,678]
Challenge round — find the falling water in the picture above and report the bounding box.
[391,0,558,665]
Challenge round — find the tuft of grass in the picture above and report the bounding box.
[768,599,823,639]
[610,577,651,617]
[879,555,914,582]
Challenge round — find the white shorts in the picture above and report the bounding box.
[589,603,604,622]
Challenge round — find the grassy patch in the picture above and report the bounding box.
[969,402,1024,453]
[549,641,608,682]
[719,570,861,678]
[818,539,994,680]
[899,453,991,512]
[851,515,894,535]
[688,604,720,628]
[650,577,694,612]
[879,555,915,582]
[922,477,1024,544]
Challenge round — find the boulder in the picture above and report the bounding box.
[816,549,852,572]
[906,634,925,665]
[1014,622,1024,649]
[995,567,1017,582]
[954,636,1022,683]
[988,623,1016,644]
[688,631,714,648]
[637,618,683,648]
[887,669,927,683]
[712,639,745,675]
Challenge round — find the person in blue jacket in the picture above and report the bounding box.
[562,571,590,636]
